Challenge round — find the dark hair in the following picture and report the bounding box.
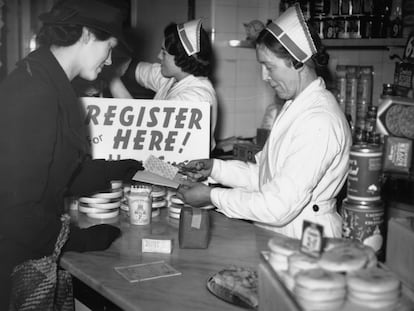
[256,22,331,83]
[163,22,213,77]
[36,24,112,47]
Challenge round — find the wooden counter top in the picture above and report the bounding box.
[61,209,276,311]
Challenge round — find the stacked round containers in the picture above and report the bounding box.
[345,65,358,131]
[342,139,385,260]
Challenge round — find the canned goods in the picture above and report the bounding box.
[310,0,329,16]
[331,0,340,15]
[347,144,383,202]
[341,0,351,15]
[336,65,347,109]
[324,17,337,38]
[360,15,373,38]
[356,100,369,121]
[350,0,362,14]
[353,127,367,144]
[372,15,387,38]
[348,16,361,38]
[341,198,385,256]
[345,69,358,126]
[337,16,350,38]
[127,184,152,225]
[382,83,395,97]
[364,105,378,134]
[358,66,373,104]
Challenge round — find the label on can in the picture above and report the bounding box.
[129,193,152,225]
[342,199,385,256]
[347,144,383,201]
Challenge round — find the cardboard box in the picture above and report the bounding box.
[233,142,261,163]
[178,206,210,249]
[386,217,414,290]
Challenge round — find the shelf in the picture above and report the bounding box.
[228,40,254,48]
[228,37,407,49]
[322,37,407,48]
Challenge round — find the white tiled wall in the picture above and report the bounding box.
[197,0,279,140]
[197,0,403,140]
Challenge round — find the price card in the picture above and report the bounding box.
[300,220,324,258]
[115,261,181,283]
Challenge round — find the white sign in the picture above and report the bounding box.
[80,97,210,163]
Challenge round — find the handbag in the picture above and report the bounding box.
[8,214,74,311]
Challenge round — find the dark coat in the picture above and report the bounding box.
[0,48,113,307]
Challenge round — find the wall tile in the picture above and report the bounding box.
[215,5,238,33]
[234,112,259,137]
[236,59,261,85]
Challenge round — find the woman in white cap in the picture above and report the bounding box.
[109,19,218,151]
[0,0,143,308]
[178,4,352,239]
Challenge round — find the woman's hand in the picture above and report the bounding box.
[177,159,214,182]
[177,180,212,207]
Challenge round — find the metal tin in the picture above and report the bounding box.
[128,185,152,225]
[324,17,337,39]
[347,144,383,202]
[341,198,385,256]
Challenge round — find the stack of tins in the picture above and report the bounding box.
[336,65,374,138]
[342,140,385,260]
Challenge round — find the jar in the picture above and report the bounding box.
[382,83,395,97]
[360,15,373,38]
[324,16,337,39]
[337,16,350,39]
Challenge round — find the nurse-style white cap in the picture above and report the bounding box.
[177,19,202,56]
[265,3,316,63]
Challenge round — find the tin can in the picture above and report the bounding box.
[347,144,383,202]
[127,184,152,225]
[324,17,337,38]
[336,65,347,111]
[345,68,358,126]
[341,198,385,257]
[341,0,351,15]
[364,105,378,134]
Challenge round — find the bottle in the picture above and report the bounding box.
[364,105,378,134]
[127,183,152,225]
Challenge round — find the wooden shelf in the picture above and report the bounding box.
[322,37,407,48]
[228,37,407,49]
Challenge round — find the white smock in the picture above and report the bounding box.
[210,78,352,239]
[135,62,218,150]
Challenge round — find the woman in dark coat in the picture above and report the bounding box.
[0,0,142,308]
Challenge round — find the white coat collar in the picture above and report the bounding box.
[273,77,325,128]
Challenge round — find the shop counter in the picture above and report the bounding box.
[61,209,275,311]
